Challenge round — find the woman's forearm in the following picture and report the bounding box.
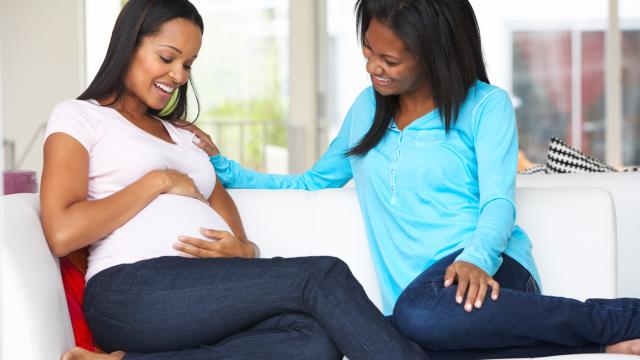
[41,171,169,256]
[455,198,515,275]
[207,179,258,257]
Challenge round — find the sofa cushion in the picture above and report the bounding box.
[60,255,96,351]
[0,190,623,359]
[519,138,639,175]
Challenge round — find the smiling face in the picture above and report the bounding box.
[123,17,202,111]
[363,19,428,97]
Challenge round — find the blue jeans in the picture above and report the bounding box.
[393,250,640,359]
[84,256,427,360]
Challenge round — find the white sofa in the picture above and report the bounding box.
[0,188,635,360]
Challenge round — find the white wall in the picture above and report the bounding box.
[0,0,85,175]
[326,0,370,140]
[85,0,121,88]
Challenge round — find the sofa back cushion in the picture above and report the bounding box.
[228,188,381,306]
[229,187,616,307]
[514,188,616,300]
[518,172,640,298]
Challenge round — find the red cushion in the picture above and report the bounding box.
[60,254,96,351]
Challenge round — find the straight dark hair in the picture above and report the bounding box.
[348,0,489,157]
[78,0,204,122]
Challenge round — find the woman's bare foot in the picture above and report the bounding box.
[606,339,640,355]
[61,347,125,360]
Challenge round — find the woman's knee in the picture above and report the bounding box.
[280,313,341,360]
[392,283,460,349]
[307,256,353,284]
[392,290,434,345]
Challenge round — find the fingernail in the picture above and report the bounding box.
[172,243,182,249]
[492,294,498,300]
[456,296,463,304]
[178,236,186,240]
[465,303,472,312]
[444,280,451,286]
[192,137,201,144]
[475,300,482,308]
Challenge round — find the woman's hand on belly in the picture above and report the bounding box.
[156,169,207,203]
[173,228,256,258]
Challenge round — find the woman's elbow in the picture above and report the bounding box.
[43,227,75,257]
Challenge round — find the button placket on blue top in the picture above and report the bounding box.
[389,124,402,205]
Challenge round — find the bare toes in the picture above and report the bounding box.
[61,347,125,360]
[607,339,640,355]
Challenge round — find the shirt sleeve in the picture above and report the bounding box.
[455,89,518,276]
[211,105,356,190]
[44,100,95,152]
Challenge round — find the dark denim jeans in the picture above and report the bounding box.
[393,250,640,359]
[84,256,427,360]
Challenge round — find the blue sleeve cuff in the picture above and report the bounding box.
[455,251,502,277]
[209,154,226,167]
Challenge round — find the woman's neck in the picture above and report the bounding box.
[101,93,149,121]
[396,88,435,130]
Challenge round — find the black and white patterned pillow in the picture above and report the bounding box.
[518,137,639,174]
[546,137,618,174]
[518,164,548,174]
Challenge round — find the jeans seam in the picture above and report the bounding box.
[584,299,640,313]
[304,279,379,360]
[203,331,303,355]
[526,276,540,294]
[86,306,134,350]
[424,281,448,312]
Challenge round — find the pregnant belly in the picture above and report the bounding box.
[105,194,231,257]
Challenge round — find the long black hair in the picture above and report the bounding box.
[78,0,204,122]
[348,0,489,157]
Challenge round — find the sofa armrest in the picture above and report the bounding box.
[1,193,74,360]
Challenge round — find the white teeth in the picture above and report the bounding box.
[154,82,174,93]
[375,76,391,83]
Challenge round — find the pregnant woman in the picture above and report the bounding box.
[41,1,427,359]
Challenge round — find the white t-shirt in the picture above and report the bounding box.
[44,99,231,280]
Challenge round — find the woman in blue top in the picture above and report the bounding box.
[185,0,640,357]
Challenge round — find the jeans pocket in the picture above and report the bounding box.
[86,307,134,352]
[525,275,541,295]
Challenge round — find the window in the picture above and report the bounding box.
[472,0,639,166]
[620,0,640,165]
[324,0,640,167]
[513,29,606,163]
[189,1,289,172]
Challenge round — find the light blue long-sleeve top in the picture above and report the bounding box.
[211,81,540,314]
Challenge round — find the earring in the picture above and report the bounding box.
[159,88,180,117]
